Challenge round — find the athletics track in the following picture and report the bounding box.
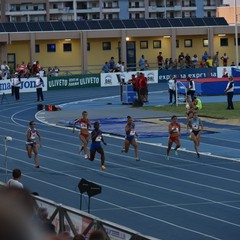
[0,83,240,240]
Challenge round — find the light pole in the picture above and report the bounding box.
[234,0,239,68]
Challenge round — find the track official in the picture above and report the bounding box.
[224,76,234,110]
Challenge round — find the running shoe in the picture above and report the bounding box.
[166,155,170,160]
[79,146,84,154]
[121,148,125,153]
[101,165,106,171]
[174,149,178,156]
[197,153,200,158]
[136,157,140,161]
[84,154,88,159]
[35,165,40,168]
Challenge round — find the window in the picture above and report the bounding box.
[176,40,179,48]
[140,41,148,49]
[234,38,240,46]
[153,40,161,48]
[63,43,72,52]
[87,42,90,51]
[220,38,228,47]
[102,42,111,50]
[47,44,56,52]
[203,39,208,47]
[184,39,192,48]
[35,44,40,53]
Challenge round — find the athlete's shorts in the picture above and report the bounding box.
[90,142,101,151]
[26,141,36,147]
[80,132,89,140]
[192,130,200,136]
[169,136,179,142]
[126,135,135,142]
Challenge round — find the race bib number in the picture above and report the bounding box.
[130,130,136,136]
[80,123,87,129]
[96,135,102,142]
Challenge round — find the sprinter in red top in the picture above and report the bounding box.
[166,115,181,160]
[73,111,91,159]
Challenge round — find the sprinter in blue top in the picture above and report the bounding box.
[188,112,203,158]
[122,116,140,161]
[88,121,106,171]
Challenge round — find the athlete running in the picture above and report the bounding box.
[122,116,140,161]
[166,115,181,160]
[73,111,91,159]
[188,112,203,158]
[88,121,106,171]
[26,121,42,168]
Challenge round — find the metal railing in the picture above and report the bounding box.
[0,182,157,240]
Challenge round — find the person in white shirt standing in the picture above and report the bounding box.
[224,76,234,110]
[168,75,176,104]
[36,73,44,102]
[12,72,21,101]
[7,169,23,188]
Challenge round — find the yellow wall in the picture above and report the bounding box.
[4,34,240,73]
[7,41,31,65]
[35,39,81,68]
[87,38,120,72]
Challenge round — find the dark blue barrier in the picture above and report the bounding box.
[232,67,240,77]
[158,68,217,81]
[178,79,240,95]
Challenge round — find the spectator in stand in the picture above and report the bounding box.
[144,59,149,70]
[7,169,23,188]
[138,55,145,71]
[230,61,235,66]
[108,57,115,72]
[157,52,164,69]
[115,61,121,72]
[172,59,178,69]
[206,56,213,68]
[202,51,208,61]
[199,58,206,68]
[213,51,219,67]
[20,61,28,77]
[178,52,185,69]
[32,62,39,75]
[221,53,229,66]
[191,54,198,68]
[53,66,60,76]
[120,62,125,72]
[185,53,191,68]
[1,61,10,79]
[165,58,170,70]
[102,62,109,73]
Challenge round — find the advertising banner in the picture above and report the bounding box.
[158,68,217,82]
[0,77,47,94]
[101,70,158,87]
[47,74,100,90]
[217,66,233,78]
